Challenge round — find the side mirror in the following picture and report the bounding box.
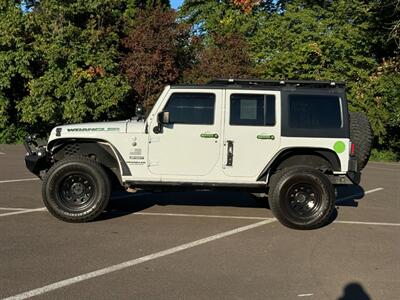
[153,111,171,134]
[157,111,170,124]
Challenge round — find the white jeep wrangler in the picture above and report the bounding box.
[25,79,372,229]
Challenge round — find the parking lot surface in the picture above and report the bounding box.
[0,144,399,300]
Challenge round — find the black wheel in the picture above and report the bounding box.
[42,156,111,222]
[268,167,335,230]
[349,112,372,170]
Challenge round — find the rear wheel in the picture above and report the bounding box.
[268,167,335,230]
[42,156,111,222]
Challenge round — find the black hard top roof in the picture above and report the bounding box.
[171,78,346,91]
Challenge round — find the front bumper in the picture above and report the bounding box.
[24,136,50,177]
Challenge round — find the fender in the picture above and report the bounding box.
[257,147,341,182]
[47,138,131,185]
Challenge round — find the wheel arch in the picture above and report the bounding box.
[257,147,341,183]
[47,138,131,186]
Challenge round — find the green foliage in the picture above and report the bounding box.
[0,0,35,143]
[350,59,400,152]
[16,0,132,129]
[251,1,377,81]
[180,0,274,37]
[370,149,399,162]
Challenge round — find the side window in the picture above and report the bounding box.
[164,93,215,125]
[289,94,342,128]
[230,94,275,126]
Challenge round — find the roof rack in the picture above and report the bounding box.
[207,78,346,88]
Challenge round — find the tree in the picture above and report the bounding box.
[0,0,35,143]
[389,1,400,48]
[251,0,377,81]
[183,32,253,83]
[15,0,132,132]
[351,58,400,153]
[249,0,400,154]
[121,5,189,112]
[180,0,275,38]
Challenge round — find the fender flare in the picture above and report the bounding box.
[257,147,341,182]
[47,138,131,185]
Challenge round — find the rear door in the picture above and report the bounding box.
[222,90,281,178]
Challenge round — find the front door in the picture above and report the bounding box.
[222,90,281,178]
[148,90,222,177]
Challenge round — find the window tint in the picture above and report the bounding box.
[289,95,342,128]
[164,93,215,125]
[230,94,275,126]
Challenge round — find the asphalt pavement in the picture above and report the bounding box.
[0,144,399,300]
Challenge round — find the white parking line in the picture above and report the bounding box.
[336,187,383,203]
[134,212,400,227]
[334,220,400,227]
[0,208,46,217]
[0,207,31,211]
[134,212,269,220]
[0,151,5,155]
[0,187,393,226]
[298,294,314,297]
[2,219,276,300]
[0,178,39,184]
[365,187,385,194]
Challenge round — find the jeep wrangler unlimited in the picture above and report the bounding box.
[24,79,372,229]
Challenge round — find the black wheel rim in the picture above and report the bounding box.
[284,183,323,219]
[58,174,95,212]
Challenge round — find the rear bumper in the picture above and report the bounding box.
[329,157,361,185]
[347,156,361,185]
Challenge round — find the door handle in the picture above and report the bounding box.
[257,134,275,140]
[226,140,233,166]
[200,133,219,139]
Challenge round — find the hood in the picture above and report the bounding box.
[48,120,143,142]
[54,120,128,133]
[48,119,148,144]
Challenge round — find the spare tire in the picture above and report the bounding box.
[349,112,372,170]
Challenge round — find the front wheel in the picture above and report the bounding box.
[268,167,335,230]
[42,156,111,222]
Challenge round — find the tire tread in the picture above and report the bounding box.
[42,156,111,223]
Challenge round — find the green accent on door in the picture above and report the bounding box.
[333,141,346,153]
[200,133,219,139]
[257,134,275,140]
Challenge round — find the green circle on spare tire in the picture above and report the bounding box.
[333,141,346,154]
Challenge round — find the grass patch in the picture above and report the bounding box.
[370,149,399,162]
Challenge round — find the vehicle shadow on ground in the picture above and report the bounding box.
[101,184,365,222]
[335,185,365,207]
[100,190,269,220]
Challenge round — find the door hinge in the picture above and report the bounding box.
[149,137,160,143]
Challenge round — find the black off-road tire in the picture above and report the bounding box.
[349,112,372,171]
[42,156,111,222]
[268,167,335,230]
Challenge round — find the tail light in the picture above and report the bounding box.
[350,142,356,156]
